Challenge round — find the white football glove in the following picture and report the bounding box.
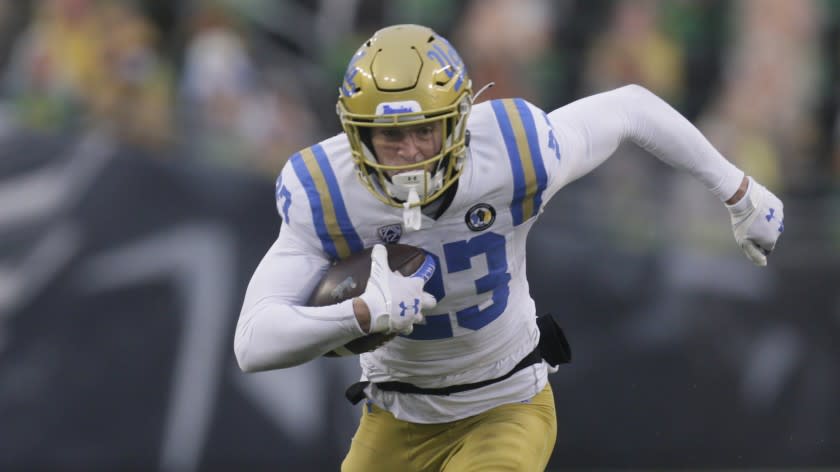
[358,244,437,335]
[726,177,785,266]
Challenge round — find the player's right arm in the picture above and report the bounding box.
[234,157,368,372]
[234,223,366,372]
[234,157,433,372]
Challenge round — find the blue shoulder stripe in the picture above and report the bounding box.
[311,144,363,255]
[491,99,548,225]
[290,152,337,258]
[515,99,548,216]
[290,146,362,259]
[492,100,526,225]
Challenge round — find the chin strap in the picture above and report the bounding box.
[402,188,422,231]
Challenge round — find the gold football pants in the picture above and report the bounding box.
[341,383,556,472]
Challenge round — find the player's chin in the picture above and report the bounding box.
[387,166,433,178]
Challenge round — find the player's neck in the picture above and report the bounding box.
[421,180,458,220]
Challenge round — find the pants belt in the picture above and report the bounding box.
[344,347,542,405]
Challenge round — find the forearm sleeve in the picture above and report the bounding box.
[233,231,365,372]
[549,84,743,201]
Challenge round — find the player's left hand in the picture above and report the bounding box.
[726,177,784,266]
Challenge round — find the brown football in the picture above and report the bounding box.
[307,244,427,356]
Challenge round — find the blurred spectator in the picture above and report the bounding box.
[179,1,317,176]
[659,0,821,254]
[835,120,840,183]
[698,0,821,192]
[90,1,174,149]
[833,16,840,182]
[0,1,29,71]
[573,0,689,254]
[455,0,554,103]
[382,0,464,38]
[254,72,318,175]
[4,0,102,131]
[180,4,256,164]
[3,0,173,150]
[583,0,685,104]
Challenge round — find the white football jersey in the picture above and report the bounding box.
[242,84,745,422]
[275,98,566,422]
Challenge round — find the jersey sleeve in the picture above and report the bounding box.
[483,98,566,222]
[544,84,744,202]
[274,146,365,260]
[233,151,366,372]
[234,226,366,371]
[274,156,324,255]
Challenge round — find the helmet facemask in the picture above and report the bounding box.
[341,96,471,208]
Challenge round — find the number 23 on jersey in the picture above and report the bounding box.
[404,232,510,340]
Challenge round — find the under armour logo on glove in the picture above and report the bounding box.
[765,208,784,233]
[360,245,436,335]
[399,299,420,317]
[726,177,785,266]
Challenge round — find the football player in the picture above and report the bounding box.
[234,24,784,471]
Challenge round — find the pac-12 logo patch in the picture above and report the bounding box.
[377,223,403,243]
[465,203,496,231]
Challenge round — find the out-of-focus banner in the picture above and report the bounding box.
[1,131,838,470]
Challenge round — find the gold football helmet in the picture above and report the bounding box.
[337,24,472,209]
